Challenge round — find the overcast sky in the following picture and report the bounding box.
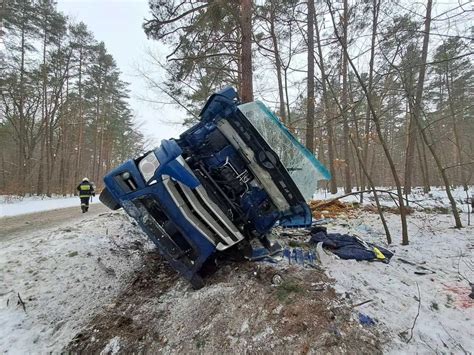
[57,0,184,147]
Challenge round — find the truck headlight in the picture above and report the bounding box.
[138,151,160,183]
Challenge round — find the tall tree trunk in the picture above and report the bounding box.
[284,66,291,125]
[314,8,337,193]
[1,154,6,190]
[98,100,109,182]
[446,71,467,191]
[305,0,315,153]
[44,26,52,196]
[18,20,27,195]
[269,4,286,123]
[361,0,380,196]
[341,0,351,193]
[419,129,431,193]
[59,70,70,195]
[240,0,253,102]
[404,109,416,194]
[75,47,84,186]
[350,135,392,244]
[348,80,362,191]
[92,95,101,184]
[37,137,45,194]
[415,135,429,193]
[405,1,435,196]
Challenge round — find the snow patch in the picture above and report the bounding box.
[322,212,474,354]
[100,336,121,355]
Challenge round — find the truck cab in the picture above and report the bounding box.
[100,87,330,288]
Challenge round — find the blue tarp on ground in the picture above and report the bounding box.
[309,226,393,262]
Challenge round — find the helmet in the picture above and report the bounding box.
[82,177,89,182]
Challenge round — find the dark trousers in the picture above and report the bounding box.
[80,197,90,212]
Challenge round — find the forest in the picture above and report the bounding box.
[0,0,144,196]
[141,0,473,240]
[144,3,472,185]
[1,0,473,208]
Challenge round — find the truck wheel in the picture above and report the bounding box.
[190,274,204,290]
[99,188,121,210]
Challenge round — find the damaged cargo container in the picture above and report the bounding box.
[100,87,330,288]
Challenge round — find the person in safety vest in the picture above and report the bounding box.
[77,177,95,213]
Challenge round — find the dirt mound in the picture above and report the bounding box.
[66,254,382,354]
[67,251,178,352]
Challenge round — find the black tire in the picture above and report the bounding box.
[189,274,204,290]
[99,187,121,210]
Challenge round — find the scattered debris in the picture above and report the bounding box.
[67,251,78,258]
[398,258,436,275]
[271,273,284,286]
[358,313,376,327]
[309,199,356,219]
[309,226,393,262]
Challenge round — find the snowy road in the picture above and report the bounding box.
[0,204,108,241]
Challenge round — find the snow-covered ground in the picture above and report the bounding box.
[0,188,472,353]
[314,186,473,213]
[0,211,153,353]
[323,212,474,354]
[0,195,100,217]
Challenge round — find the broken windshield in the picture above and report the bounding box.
[238,101,331,200]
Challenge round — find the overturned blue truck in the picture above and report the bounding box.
[99,87,330,288]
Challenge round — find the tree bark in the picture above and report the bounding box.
[18,18,27,194]
[240,0,253,102]
[361,0,380,196]
[341,0,351,193]
[75,46,85,186]
[314,7,337,193]
[305,0,315,153]
[446,71,467,190]
[269,3,286,123]
[350,135,392,244]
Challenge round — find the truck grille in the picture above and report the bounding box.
[163,176,244,251]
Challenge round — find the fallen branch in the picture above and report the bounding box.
[407,282,421,343]
[17,292,26,313]
[97,257,116,277]
[351,299,373,308]
[441,324,469,355]
[457,251,473,285]
[316,189,424,210]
